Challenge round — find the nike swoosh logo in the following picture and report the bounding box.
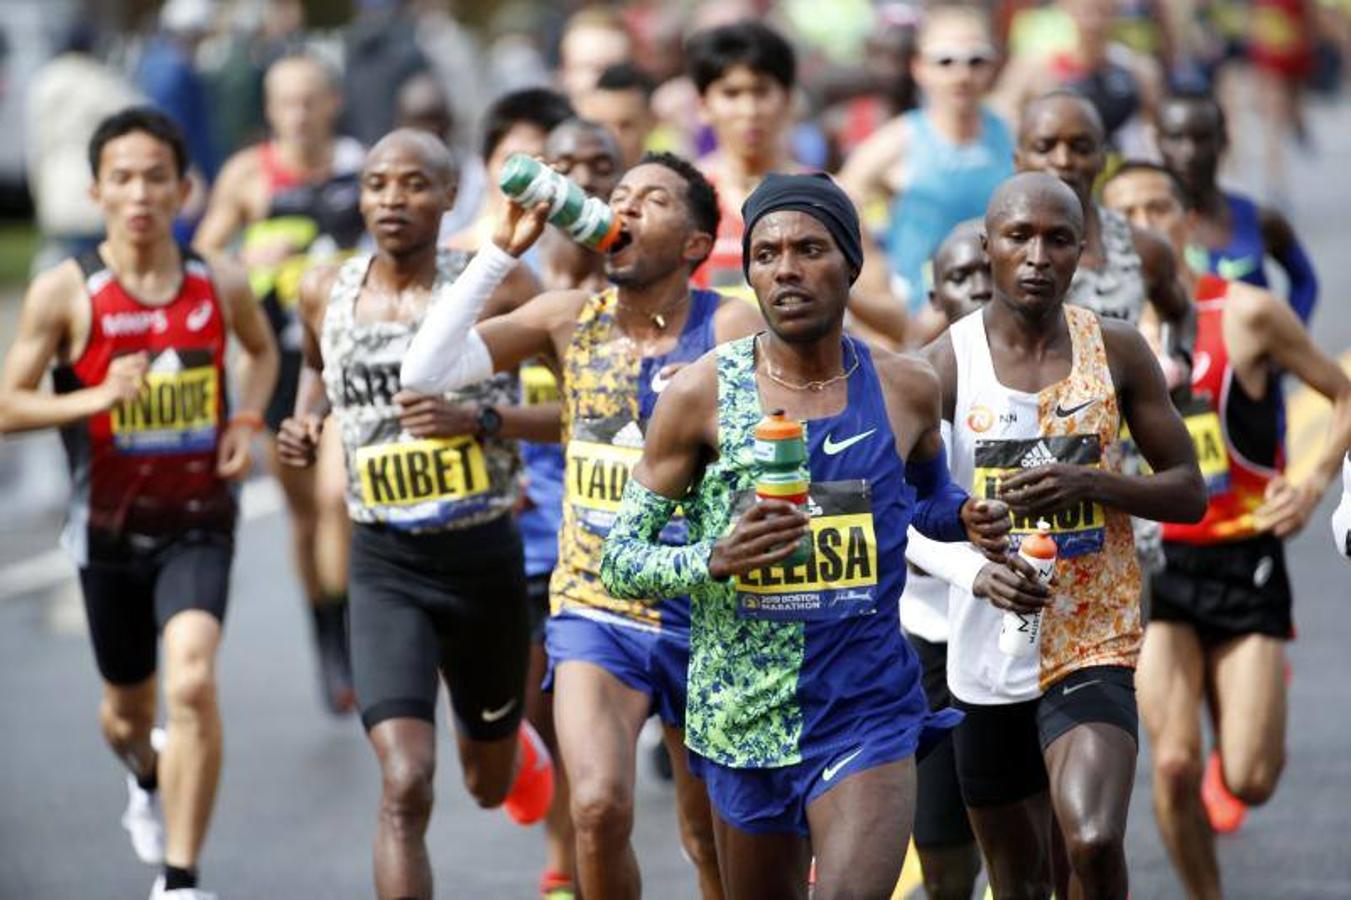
[823,429,876,455]
[1062,679,1101,697]
[650,369,671,394]
[1054,399,1095,419]
[822,746,865,782]
[1216,255,1259,281]
[480,698,518,723]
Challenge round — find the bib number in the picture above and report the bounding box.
[972,435,1106,558]
[111,365,219,455]
[356,437,488,508]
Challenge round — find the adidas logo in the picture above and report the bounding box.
[1020,441,1057,468]
[805,495,823,518]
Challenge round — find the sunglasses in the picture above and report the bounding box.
[923,49,996,68]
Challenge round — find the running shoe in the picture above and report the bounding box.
[1201,750,1247,834]
[148,875,217,899]
[504,721,555,825]
[122,773,165,865]
[539,869,575,899]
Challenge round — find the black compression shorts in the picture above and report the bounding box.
[79,531,234,685]
[349,516,530,740]
[952,666,1138,808]
[1150,534,1293,642]
[525,573,551,644]
[908,633,975,849]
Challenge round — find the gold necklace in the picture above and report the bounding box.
[615,289,687,332]
[758,334,860,392]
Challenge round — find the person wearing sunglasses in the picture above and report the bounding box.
[839,4,1013,334]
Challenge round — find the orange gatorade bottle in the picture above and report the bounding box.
[998,520,1057,657]
[753,410,812,566]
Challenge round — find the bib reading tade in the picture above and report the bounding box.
[567,415,686,542]
[111,365,219,455]
[973,435,1106,558]
[521,363,560,406]
[732,480,880,621]
[356,436,488,511]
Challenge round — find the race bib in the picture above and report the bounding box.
[1179,400,1231,496]
[566,416,685,542]
[356,436,488,508]
[521,363,560,406]
[111,365,218,455]
[734,480,879,621]
[973,435,1106,558]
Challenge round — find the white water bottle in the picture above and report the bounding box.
[998,520,1057,657]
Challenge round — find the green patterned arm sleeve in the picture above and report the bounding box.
[600,478,716,600]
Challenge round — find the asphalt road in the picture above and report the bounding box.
[2,99,1350,899]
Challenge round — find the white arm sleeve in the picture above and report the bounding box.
[905,528,987,595]
[400,242,517,394]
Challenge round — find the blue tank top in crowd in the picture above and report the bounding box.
[884,107,1013,312]
[1187,193,1270,289]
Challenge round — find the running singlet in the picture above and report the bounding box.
[321,251,521,532]
[1067,205,1146,325]
[519,363,565,578]
[244,138,366,353]
[55,249,236,557]
[551,288,722,631]
[1163,275,1283,545]
[947,306,1141,703]
[884,107,1014,310]
[1186,193,1271,288]
[690,169,758,305]
[679,335,930,767]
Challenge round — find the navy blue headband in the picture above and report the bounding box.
[741,172,863,283]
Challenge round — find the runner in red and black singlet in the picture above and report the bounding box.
[1104,163,1351,899]
[0,108,278,900]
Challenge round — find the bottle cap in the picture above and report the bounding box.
[1021,521,1058,560]
[754,409,803,440]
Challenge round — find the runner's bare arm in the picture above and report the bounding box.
[1002,320,1205,523]
[1235,284,1351,536]
[214,256,279,424]
[0,264,138,433]
[836,116,909,207]
[296,263,339,374]
[845,230,908,349]
[1133,224,1194,361]
[919,331,959,423]
[192,151,256,254]
[712,294,766,342]
[1259,206,1318,321]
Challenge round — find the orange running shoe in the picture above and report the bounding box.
[504,721,555,826]
[539,869,575,899]
[1201,750,1247,834]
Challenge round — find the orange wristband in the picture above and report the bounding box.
[229,411,266,432]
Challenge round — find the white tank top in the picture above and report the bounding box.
[946,306,1141,705]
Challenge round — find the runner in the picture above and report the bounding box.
[596,172,1011,899]
[1102,161,1351,900]
[576,63,658,170]
[924,172,1206,900]
[899,222,990,900]
[193,53,365,713]
[0,107,279,900]
[400,152,761,899]
[687,20,905,345]
[274,129,555,900]
[1155,91,1319,323]
[838,4,1012,317]
[517,116,626,900]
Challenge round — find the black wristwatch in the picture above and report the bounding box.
[476,404,503,438]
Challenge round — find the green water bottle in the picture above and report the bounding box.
[753,410,813,566]
[498,154,622,251]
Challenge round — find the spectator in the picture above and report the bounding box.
[136,0,222,183]
[341,0,428,146]
[558,8,633,100]
[576,62,657,169]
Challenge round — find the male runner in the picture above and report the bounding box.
[576,63,658,170]
[924,172,1206,900]
[0,107,279,900]
[517,116,625,900]
[400,153,758,899]
[1155,91,1319,323]
[274,130,554,900]
[687,20,905,344]
[193,53,365,712]
[838,4,1013,316]
[596,172,1011,900]
[1102,161,1351,900]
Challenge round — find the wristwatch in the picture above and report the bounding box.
[476,404,503,438]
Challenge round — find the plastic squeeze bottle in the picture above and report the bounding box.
[752,410,813,566]
[998,520,1057,657]
[498,154,622,251]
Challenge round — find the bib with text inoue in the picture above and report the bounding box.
[111,364,218,455]
[733,480,880,621]
[973,435,1106,558]
[355,436,490,528]
[566,416,687,543]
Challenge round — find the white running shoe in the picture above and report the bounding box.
[148,875,218,899]
[123,727,167,864]
[122,774,165,864]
